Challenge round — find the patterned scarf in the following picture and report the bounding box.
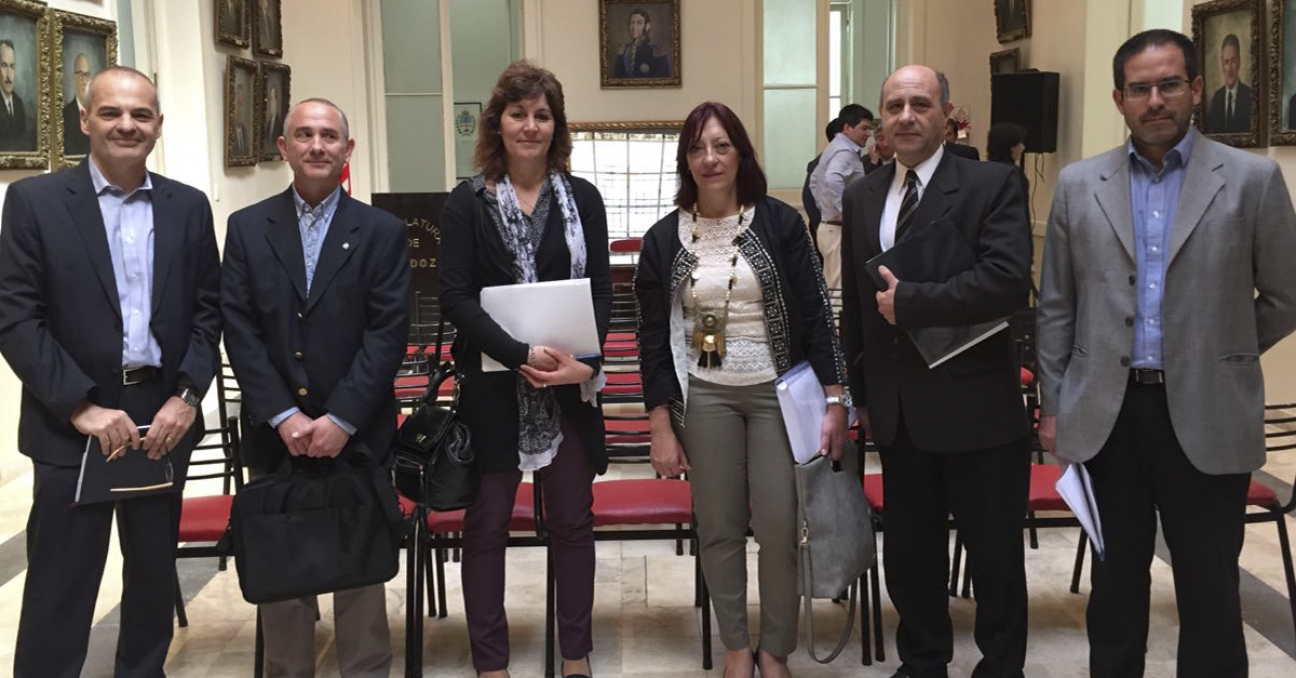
[491,172,587,470]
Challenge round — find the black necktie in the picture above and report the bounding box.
[894,169,920,242]
[1227,91,1234,128]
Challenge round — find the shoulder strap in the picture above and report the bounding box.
[800,550,857,664]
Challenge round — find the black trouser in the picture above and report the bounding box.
[14,379,183,678]
[1085,380,1250,678]
[880,424,1030,678]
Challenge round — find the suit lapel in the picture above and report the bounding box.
[66,162,121,320]
[897,152,956,244]
[1168,136,1225,265]
[264,189,309,304]
[1093,148,1135,262]
[150,174,180,314]
[304,194,360,314]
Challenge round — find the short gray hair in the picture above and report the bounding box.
[287,97,350,139]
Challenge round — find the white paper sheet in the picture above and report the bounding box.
[1055,461,1106,560]
[478,278,601,372]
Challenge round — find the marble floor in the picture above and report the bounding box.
[0,446,1293,677]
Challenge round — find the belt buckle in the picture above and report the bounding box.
[122,367,147,386]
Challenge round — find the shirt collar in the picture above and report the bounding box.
[833,132,862,153]
[88,156,153,197]
[292,185,342,219]
[896,144,945,192]
[1127,127,1196,173]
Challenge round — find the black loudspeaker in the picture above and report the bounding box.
[991,71,1059,153]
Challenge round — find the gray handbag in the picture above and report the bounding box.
[794,452,876,663]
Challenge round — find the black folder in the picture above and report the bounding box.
[75,426,176,505]
[865,217,1008,368]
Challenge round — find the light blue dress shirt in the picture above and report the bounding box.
[269,186,355,435]
[1127,131,1194,370]
[809,133,864,222]
[89,159,161,369]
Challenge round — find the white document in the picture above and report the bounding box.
[1055,461,1106,561]
[774,361,858,465]
[478,278,601,372]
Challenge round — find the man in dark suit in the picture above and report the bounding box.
[0,39,30,151]
[944,118,980,160]
[1205,33,1251,133]
[841,64,1033,678]
[222,97,409,677]
[0,66,221,678]
[612,7,670,78]
[63,53,93,156]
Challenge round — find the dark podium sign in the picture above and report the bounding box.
[373,193,449,343]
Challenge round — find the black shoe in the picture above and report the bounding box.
[561,656,592,678]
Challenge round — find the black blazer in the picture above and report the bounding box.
[439,176,612,475]
[0,161,222,468]
[841,152,1031,452]
[944,141,981,161]
[1206,82,1253,134]
[635,197,847,422]
[0,91,29,151]
[222,188,410,469]
[63,99,90,156]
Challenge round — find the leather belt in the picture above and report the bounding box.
[1129,368,1165,386]
[823,220,844,226]
[122,365,159,386]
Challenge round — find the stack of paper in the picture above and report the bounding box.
[1055,462,1105,560]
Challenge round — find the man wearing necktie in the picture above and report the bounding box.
[221,97,409,678]
[0,66,221,678]
[1205,32,1252,134]
[840,64,1033,678]
[0,39,31,151]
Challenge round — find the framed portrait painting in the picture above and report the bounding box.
[1193,0,1264,147]
[225,55,257,167]
[0,0,48,169]
[1269,0,1296,144]
[257,60,289,162]
[994,0,1030,43]
[599,0,680,89]
[252,0,282,58]
[216,0,248,48]
[48,9,116,169]
[990,48,1021,75]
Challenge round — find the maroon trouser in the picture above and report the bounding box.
[461,420,595,671]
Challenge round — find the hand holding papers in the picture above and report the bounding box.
[1055,461,1105,560]
[775,362,855,465]
[478,279,601,372]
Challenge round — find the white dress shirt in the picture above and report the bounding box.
[880,145,944,252]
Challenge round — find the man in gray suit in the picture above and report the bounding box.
[1037,29,1296,677]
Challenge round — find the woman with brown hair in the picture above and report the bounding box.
[634,101,849,678]
[439,60,611,678]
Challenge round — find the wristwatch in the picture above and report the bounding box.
[176,387,201,411]
[825,391,853,408]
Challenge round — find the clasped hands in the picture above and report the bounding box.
[875,265,900,325]
[277,411,351,458]
[519,344,594,390]
[71,396,196,461]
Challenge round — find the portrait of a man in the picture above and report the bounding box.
[253,0,282,57]
[1196,5,1258,141]
[0,39,29,150]
[259,63,289,160]
[217,0,247,47]
[0,8,41,157]
[995,0,1030,43]
[1206,33,1252,132]
[600,0,680,88]
[61,27,110,158]
[225,55,257,165]
[232,73,252,157]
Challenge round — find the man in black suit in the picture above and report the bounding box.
[841,64,1033,678]
[0,39,30,151]
[612,7,670,78]
[0,66,221,678]
[1205,33,1251,133]
[944,118,980,161]
[222,97,409,677]
[63,53,93,156]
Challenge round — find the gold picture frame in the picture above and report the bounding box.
[1269,0,1296,145]
[0,0,48,170]
[251,0,282,58]
[994,0,1030,44]
[257,60,289,162]
[1193,0,1265,148]
[224,54,257,167]
[216,0,248,49]
[48,9,116,170]
[990,47,1022,75]
[599,0,681,89]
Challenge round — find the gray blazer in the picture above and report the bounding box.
[1036,129,1296,474]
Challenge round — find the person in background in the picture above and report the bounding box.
[439,61,611,678]
[636,100,849,678]
[802,116,843,244]
[865,128,894,174]
[809,103,873,289]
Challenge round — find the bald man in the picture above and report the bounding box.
[840,64,1033,678]
[62,52,92,155]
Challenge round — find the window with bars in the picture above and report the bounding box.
[569,129,681,263]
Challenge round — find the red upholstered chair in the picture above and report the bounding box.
[174,415,244,628]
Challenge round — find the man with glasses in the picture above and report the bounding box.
[1205,33,1252,133]
[62,52,93,155]
[1037,29,1296,676]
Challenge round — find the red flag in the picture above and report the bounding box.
[339,162,352,195]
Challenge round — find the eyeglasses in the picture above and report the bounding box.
[1124,77,1188,100]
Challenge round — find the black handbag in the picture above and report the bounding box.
[226,443,405,604]
[392,317,479,511]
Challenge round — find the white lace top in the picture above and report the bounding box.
[679,207,778,386]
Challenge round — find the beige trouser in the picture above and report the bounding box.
[816,222,843,290]
[678,377,801,656]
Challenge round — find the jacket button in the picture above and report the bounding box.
[1120,356,1130,367]
[1125,317,1134,327]
[294,351,303,360]
[297,312,303,320]
[298,387,308,396]
[1128,275,1136,285]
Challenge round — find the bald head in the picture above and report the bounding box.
[87,66,159,112]
[879,64,953,167]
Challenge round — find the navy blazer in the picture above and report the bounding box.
[0,161,222,468]
[221,188,410,469]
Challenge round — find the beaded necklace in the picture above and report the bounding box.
[689,206,747,369]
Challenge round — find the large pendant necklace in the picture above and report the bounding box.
[690,207,747,369]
